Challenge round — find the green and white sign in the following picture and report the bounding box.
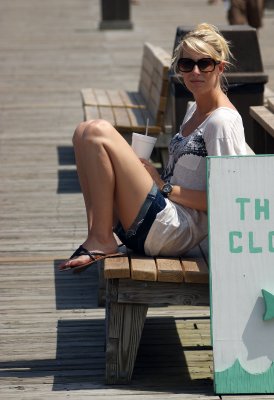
[207,155,274,394]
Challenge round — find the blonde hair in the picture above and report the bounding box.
[173,23,233,90]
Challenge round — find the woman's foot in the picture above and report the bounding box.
[59,244,124,272]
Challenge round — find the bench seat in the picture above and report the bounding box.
[81,42,171,136]
[104,252,209,283]
[82,88,162,134]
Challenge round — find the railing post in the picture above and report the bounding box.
[99,0,133,30]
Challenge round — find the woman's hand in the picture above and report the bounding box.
[140,158,164,189]
[140,158,207,211]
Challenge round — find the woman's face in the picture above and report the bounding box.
[179,45,224,96]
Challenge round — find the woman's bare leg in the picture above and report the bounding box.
[71,121,94,230]
[61,119,154,268]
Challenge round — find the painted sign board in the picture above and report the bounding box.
[207,155,274,394]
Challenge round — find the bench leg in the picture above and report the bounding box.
[105,279,148,384]
[97,261,106,307]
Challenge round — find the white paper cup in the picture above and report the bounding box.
[131,132,157,160]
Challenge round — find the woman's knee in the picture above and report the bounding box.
[81,119,114,142]
[72,120,93,145]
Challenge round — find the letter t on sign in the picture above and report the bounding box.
[236,198,251,220]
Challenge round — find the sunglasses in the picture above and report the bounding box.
[177,58,220,73]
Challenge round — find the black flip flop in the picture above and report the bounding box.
[59,245,125,273]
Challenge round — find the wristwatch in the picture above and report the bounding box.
[161,182,173,198]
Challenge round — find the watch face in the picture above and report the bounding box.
[163,183,172,193]
[162,183,173,197]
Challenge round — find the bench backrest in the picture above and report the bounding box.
[138,42,171,128]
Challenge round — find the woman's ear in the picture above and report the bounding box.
[218,61,225,74]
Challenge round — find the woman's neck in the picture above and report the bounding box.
[194,88,224,117]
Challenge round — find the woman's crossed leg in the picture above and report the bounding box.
[59,119,154,270]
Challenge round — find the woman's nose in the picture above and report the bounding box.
[192,64,201,74]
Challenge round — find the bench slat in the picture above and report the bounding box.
[99,106,116,126]
[106,89,125,107]
[82,88,146,109]
[130,256,157,281]
[94,88,112,106]
[84,105,100,120]
[126,107,160,133]
[131,92,146,108]
[113,107,132,127]
[148,85,160,121]
[156,257,184,283]
[139,73,152,108]
[126,107,147,128]
[119,90,145,108]
[81,88,97,105]
[181,258,209,284]
[104,256,130,279]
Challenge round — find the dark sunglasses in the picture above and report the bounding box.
[177,57,220,73]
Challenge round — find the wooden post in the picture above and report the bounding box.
[105,279,148,383]
[99,0,133,30]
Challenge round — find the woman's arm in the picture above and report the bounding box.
[141,159,207,212]
[168,185,207,212]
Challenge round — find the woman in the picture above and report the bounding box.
[59,23,246,273]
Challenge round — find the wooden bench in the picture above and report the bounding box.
[99,138,254,385]
[81,42,171,142]
[99,240,210,384]
[250,96,274,154]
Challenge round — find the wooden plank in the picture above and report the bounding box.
[80,88,97,105]
[81,87,114,107]
[81,88,146,109]
[126,107,147,129]
[181,258,209,284]
[113,106,132,128]
[139,68,152,107]
[130,109,160,134]
[106,89,124,107]
[105,300,148,384]
[117,279,209,305]
[154,55,170,78]
[98,105,116,125]
[119,90,146,108]
[93,88,111,106]
[83,105,100,120]
[130,255,157,281]
[104,256,130,279]
[142,46,154,77]
[156,257,184,283]
[250,106,274,137]
[132,92,146,108]
[148,83,160,120]
[152,69,164,96]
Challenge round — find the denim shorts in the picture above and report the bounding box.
[114,183,166,254]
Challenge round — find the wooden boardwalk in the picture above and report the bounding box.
[1,0,274,398]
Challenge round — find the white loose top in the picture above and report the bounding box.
[144,103,247,256]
